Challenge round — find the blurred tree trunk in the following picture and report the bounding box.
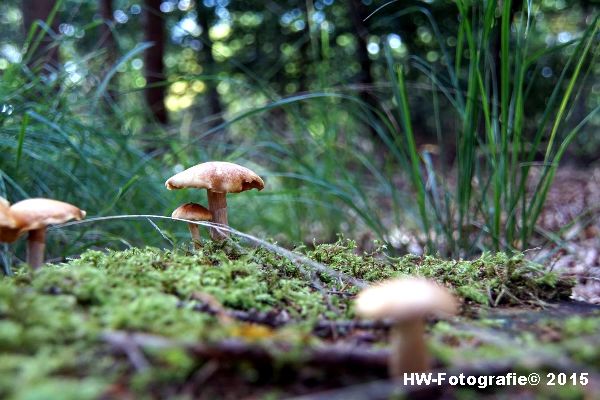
[197,5,225,132]
[99,0,117,102]
[298,34,310,93]
[143,0,168,124]
[21,0,60,72]
[99,0,116,60]
[348,0,379,137]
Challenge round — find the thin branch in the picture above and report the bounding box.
[184,296,393,335]
[100,331,389,369]
[102,330,151,371]
[52,215,367,289]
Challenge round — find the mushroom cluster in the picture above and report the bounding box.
[0,198,86,269]
[355,277,457,377]
[166,161,264,240]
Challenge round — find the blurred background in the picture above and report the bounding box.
[0,0,598,264]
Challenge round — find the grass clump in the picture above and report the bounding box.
[375,3,599,256]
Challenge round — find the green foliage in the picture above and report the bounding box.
[1,0,597,259]
[0,56,172,261]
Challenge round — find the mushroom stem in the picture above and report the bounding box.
[389,319,427,378]
[187,223,201,249]
[207,190,228,240]
[27,227,46,269]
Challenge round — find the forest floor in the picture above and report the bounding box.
[1,232,599,399]
[531,166,600,304]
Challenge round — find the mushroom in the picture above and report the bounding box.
[8,198,86,269]
[0,197,11,223]
[171,202,212,248]
[0,197,20,243]
[355,277,457,377]
[165,161,264,240]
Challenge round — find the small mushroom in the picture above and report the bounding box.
[165,161,264,240]
[8,198,86,269]
[0,197,20,243]
[0,197,12,225]
[171,202,212,248]
[355,277,457,377]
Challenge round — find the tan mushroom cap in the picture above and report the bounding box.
[0,198,20,242]
[171,202,212,221]
[165,161,264,194]
[0,197,14,227]
[355,277,458,321]
[9,198,86,231]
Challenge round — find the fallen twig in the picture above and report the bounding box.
[102,330,152,371]
[181,360,220,397]
[100,331,389,369]
[54,215,367,289]
[184,297,393,335]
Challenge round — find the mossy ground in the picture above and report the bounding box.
[0,239,597,399]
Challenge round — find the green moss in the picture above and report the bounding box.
[11,378,106,400]
[313,239,573,305]
[0,240,586,398]
[562,315,600,336]
[0,245,333,398]
[429,310,600,400]
[537,315,600,368]
[0,345,113,400]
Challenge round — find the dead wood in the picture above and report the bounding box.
[184,297,393,335]
[101,331,389,370]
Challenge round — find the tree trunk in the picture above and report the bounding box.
[99,0,116,57]
[143,0,168,124]
[348,0,379,138]
[196,5,225,132]
[99,0,117,102]
[22,0,60,72]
